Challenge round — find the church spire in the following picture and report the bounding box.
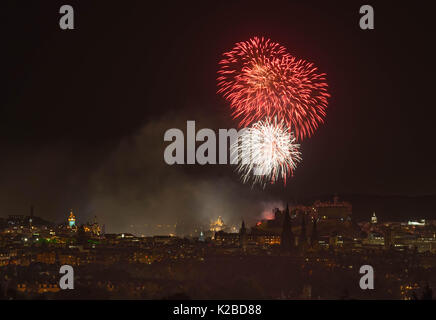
[281,203,294,252]
[311,217,318,248]
[240,219,247,250]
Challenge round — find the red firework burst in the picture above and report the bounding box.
[217,37,330,140]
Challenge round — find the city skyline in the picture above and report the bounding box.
[2,194,435,236]
[1,194,435,300]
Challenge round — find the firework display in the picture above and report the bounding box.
[217,37,330,141]
[217,37,330,186]
[231,119,302,187]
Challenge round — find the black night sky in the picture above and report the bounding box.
[2,1,436,232]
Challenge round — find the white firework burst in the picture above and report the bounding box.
[231,118,302,187]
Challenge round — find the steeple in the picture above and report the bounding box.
[371,212,378,224]
[311,217,318,248]
[29,205,34,229]
[199,231,205,242]
[281,203,294,252]
[239,219,247,250]
[240,219,246,235]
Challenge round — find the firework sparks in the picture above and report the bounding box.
[217,37,330,140]
[231,118,302,187]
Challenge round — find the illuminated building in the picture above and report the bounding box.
[408,219,426,226]
[214,230,239,244]
[36,252,56,264]
[250,229,281,245]
[363,232,384,246]
[68,210,76,228]
[371,212,378,224]
[91,222,101,236]
[38,283,60,294]
[83,216,102,236]
[198,231,205,242]
[210,216,225,232]
[7,215,28,226]
[313,195,352,222]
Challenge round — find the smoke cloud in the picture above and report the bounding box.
[88,114,281,234]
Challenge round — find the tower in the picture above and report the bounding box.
[199,231,205,242]
[68,210,76,228]
[371,212,378,224]
[281,203,294,252]
[311,217,318,248]
[91,215,101,236]
[240,220,248,250]
[29,205,34,229]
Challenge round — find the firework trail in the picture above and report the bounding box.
[217,37,330,140]
[231,118,302,188]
